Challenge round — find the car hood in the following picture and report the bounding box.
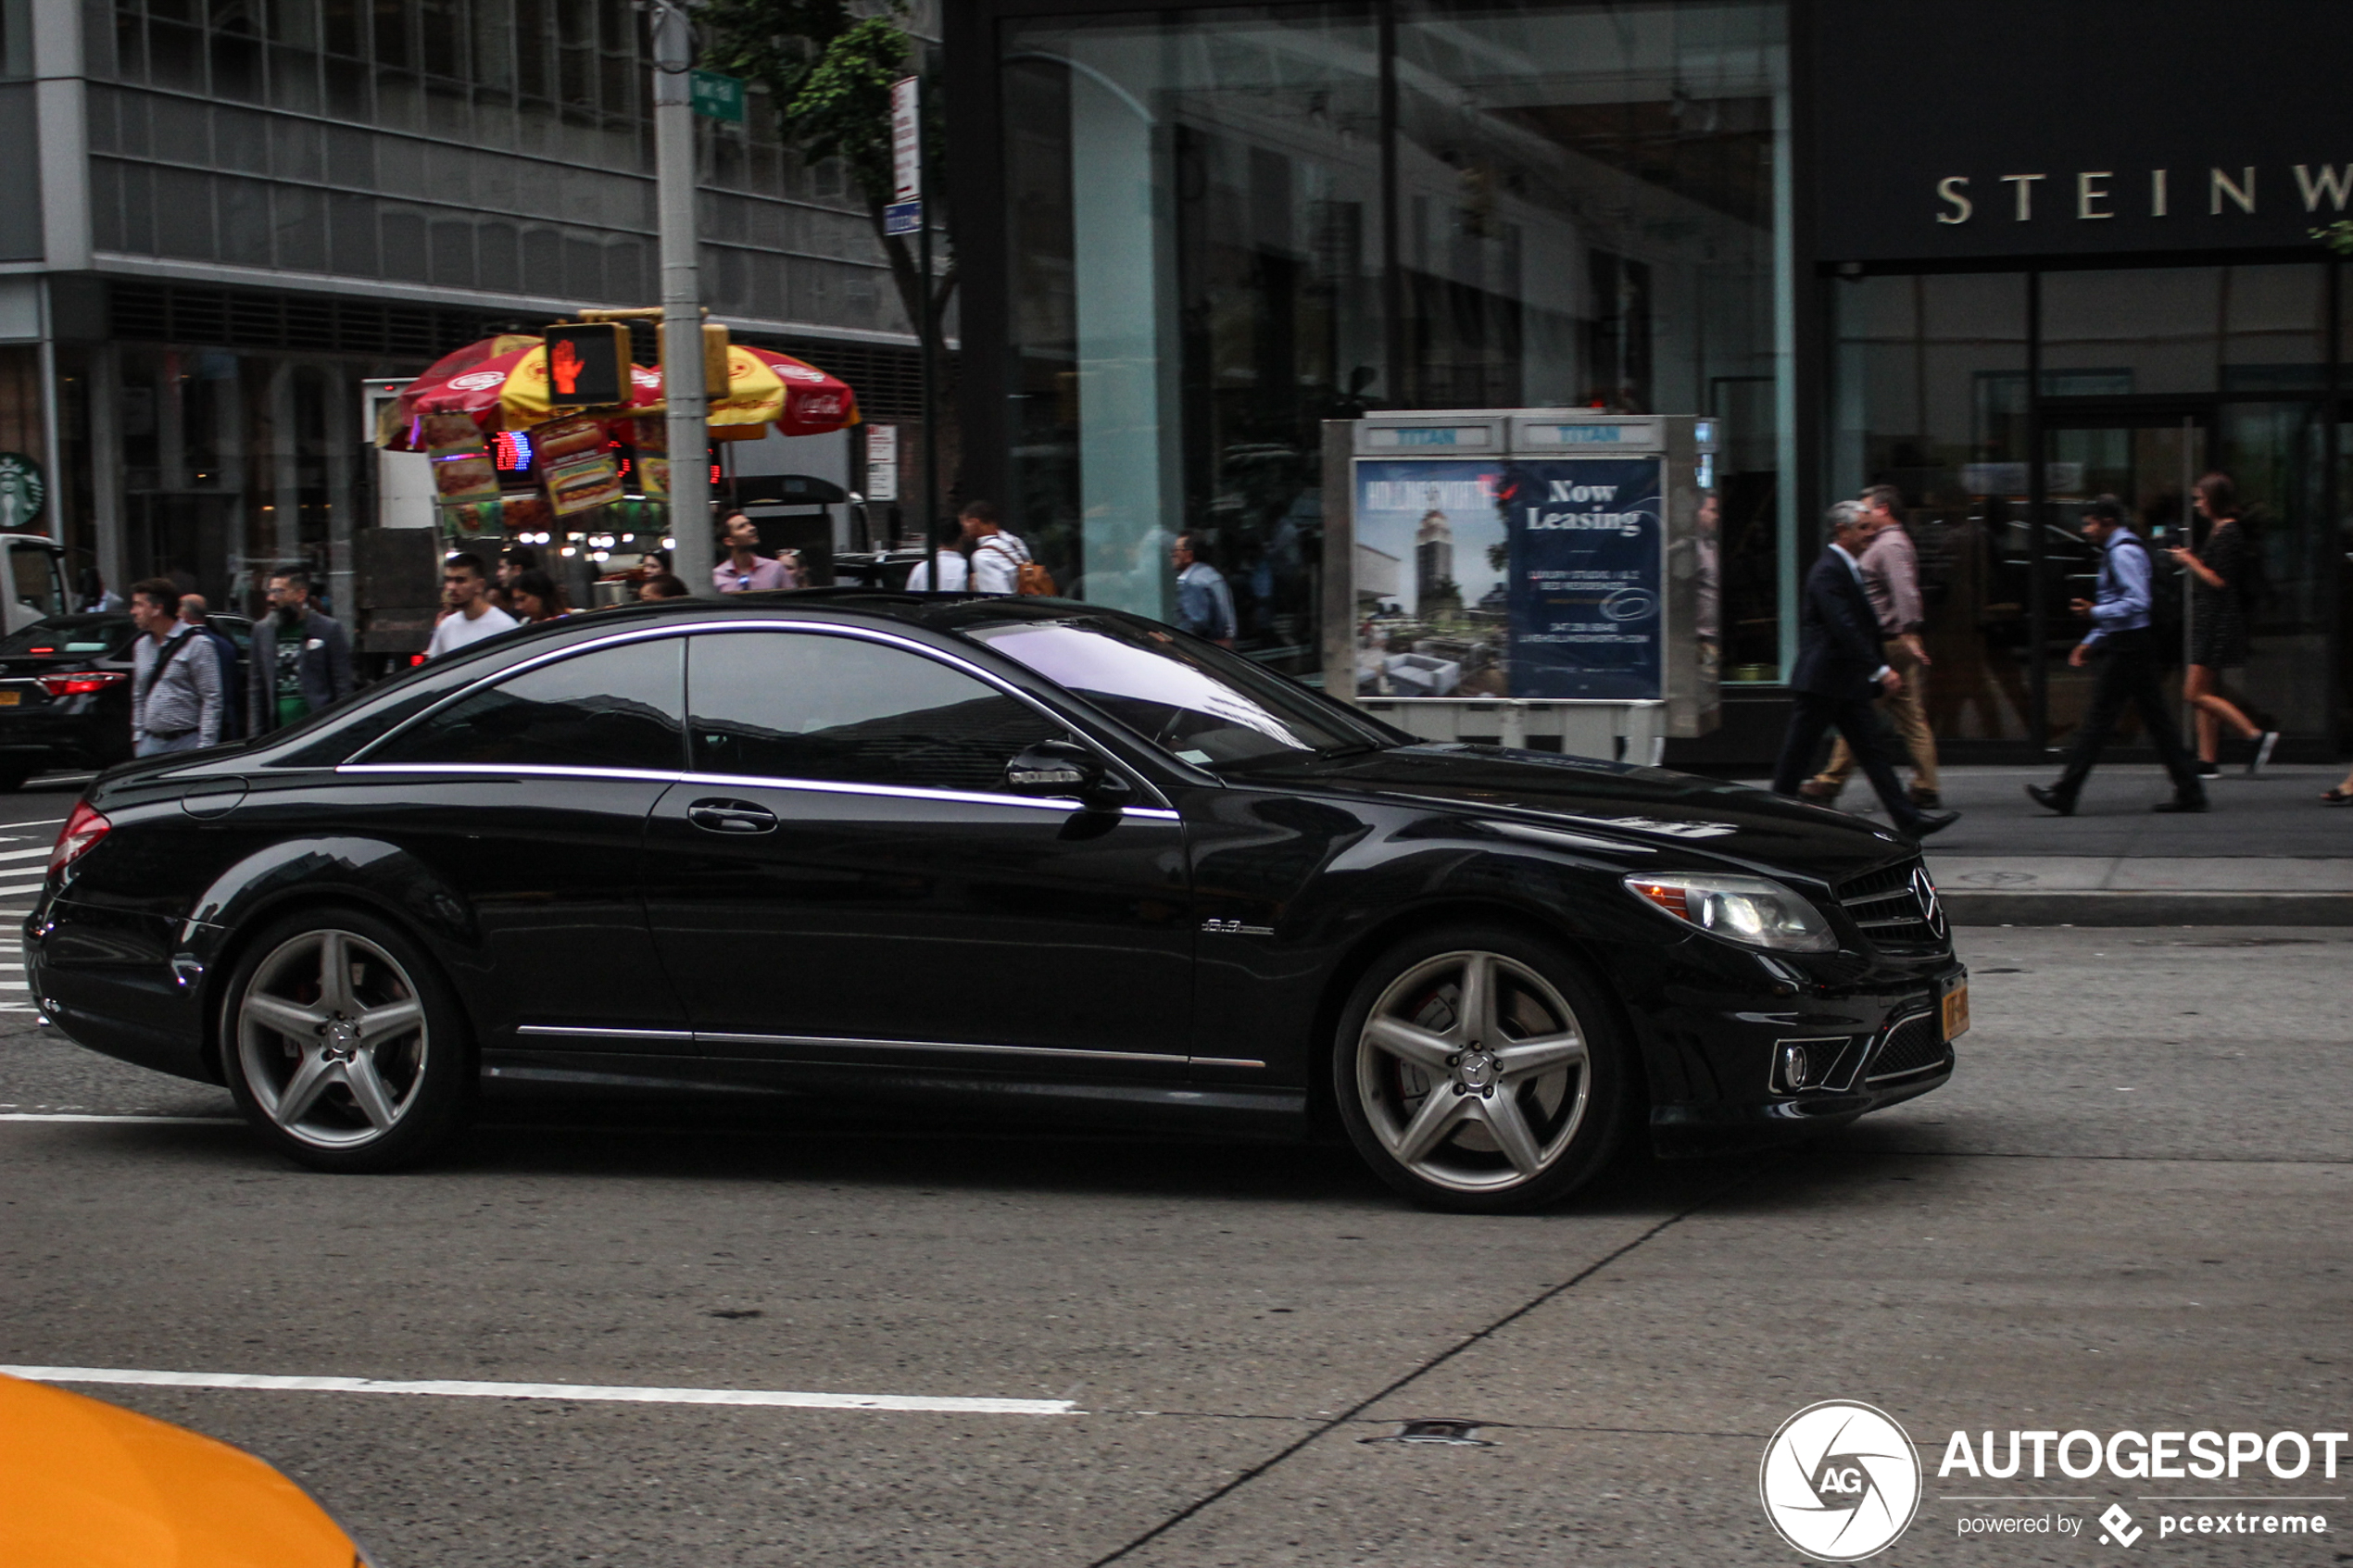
[1251,744,1916,884]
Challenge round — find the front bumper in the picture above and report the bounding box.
[1622,935,1965,1157]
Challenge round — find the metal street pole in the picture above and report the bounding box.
[651,1,715,597]
[919,117,937,551]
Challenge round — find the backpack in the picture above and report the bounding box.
[979,536,1057,596]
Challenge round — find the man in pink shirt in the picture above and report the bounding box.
[1803,484,1942,809]
[712,511,797,593]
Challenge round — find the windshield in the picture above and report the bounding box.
[0,615,135,659]
[966,614,1386,769]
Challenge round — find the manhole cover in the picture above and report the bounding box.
[1361,1418,1495,1446]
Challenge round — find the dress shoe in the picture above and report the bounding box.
[1906,809,1960,838]
[1797,780,1840,803]
[1908,787,1943,809]
[2025,784,2074,816]
[2152,795,2208,813]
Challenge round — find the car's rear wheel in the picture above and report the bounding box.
[220,908,473,1173]
[1333,924,1626,1212]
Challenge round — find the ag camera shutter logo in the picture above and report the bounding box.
[1760,1400,1923,1561]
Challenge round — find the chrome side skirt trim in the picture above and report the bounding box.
[517,1024,694,1042]
[514,1022,1261,1071]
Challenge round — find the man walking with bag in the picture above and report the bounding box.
[2027,496,2208,815]
[1802,484,1941,809]
[1770,504,1958,841]
[129,577,224,758]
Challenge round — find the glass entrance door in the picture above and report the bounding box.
[2037,413,2206,748]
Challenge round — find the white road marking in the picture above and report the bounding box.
[1,1366,1080,1416]
[0,1112,239,1124]
[0,846,53,862]
[0,884,45,897]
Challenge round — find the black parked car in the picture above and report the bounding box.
[0,613,253,787]
[28,594,1963,1210]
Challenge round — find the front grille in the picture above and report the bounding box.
[1867,1010,1947,1082]
[1836,859,1944,947]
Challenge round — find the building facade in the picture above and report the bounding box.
[949,0,2353,758]
[6,0,930,615]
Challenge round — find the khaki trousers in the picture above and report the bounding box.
[1813,638,1939,795]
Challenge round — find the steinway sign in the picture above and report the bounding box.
[1812,0,2353,261]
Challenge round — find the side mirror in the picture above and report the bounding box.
[1004,738,1132,809]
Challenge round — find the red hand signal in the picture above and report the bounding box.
[551,338,584,395]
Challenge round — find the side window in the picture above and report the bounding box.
[686,631,1060,793]
[369,637,685,771]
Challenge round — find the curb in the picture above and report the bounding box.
[1944,891,2353,927]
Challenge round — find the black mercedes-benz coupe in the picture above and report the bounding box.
[27,593,1963,1210]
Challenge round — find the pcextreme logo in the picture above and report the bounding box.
[1760,1400,1924,1562]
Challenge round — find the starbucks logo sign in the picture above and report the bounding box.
[0,453,44,530]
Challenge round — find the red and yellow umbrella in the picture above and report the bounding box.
[640,345,860,441]
[379,340,660,450]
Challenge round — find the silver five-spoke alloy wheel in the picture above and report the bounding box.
[1354,948,1590,1195]
[235,928,430,1148]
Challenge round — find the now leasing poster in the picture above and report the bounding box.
[1503,457,1665,700]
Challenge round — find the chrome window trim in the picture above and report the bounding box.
[329,759,1182,820]
[346,617,1170,811]
[334,762,686,785]
[515,1022,1261,1071]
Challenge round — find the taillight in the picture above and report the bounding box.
[36,671,128,697]
[49,802,110,877]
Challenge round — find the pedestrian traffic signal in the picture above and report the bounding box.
[542,322,630,408]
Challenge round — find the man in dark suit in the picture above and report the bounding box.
[1770,502,1960,839]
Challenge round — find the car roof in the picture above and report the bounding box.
[511,590,1149,644]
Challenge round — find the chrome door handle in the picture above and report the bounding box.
[686,798,777,834]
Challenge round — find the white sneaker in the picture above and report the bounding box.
[2248,731,2280,775]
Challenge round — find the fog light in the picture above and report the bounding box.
[1777,1043,1810,1092]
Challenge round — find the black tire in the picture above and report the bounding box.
[1332,922,1628,1213]
[218,905,475,1173]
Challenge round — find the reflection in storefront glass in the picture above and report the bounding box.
[999,0,1792,685]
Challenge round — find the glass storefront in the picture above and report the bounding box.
[1831,262,2343,750]
[997,0,1793,681]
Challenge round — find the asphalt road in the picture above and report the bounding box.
[2,774,2348,1565]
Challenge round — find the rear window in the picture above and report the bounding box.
[0,617,135,659]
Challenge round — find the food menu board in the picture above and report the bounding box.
[534,414,625,517]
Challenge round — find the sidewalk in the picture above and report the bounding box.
[1734,763,2353,925]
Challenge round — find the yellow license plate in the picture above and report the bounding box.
[1942,983,1970,1041]
[0,690,19,706]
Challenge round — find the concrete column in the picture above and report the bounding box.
[86,345,123,597]
[268,360,301,567]
[31,0,89,273]
[324,372,356,621]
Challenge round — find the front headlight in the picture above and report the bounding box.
[1622,872,1838,953]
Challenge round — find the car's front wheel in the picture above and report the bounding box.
[1333,924,1627,1212]
[220,908,473,1173]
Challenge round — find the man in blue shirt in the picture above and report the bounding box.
[1171,533,1238,647]
[2028,495,2207,814]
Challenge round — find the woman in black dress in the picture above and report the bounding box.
[2166,472,2277,775]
